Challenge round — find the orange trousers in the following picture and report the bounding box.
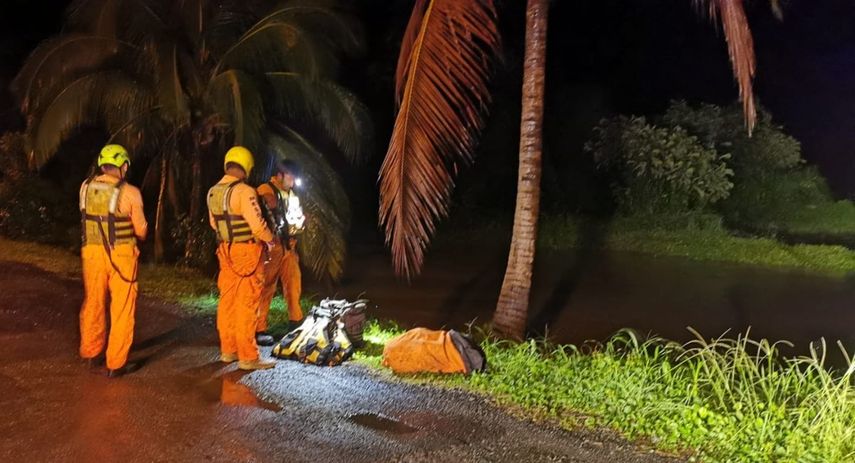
[216,242,264,362]
[257,240,302,332]
[79,244,139,370]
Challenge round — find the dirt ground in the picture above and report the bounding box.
[0,260,683,463]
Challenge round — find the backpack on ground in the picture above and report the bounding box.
[272,298,368,366]
[382,328,487,374]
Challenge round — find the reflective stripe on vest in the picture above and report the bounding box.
[80,179,136,247]
[207,181,253,242]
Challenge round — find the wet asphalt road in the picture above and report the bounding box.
[0,261,682,463]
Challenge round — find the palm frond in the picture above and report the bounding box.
[395,0,428,105]
[380,0,500,279]
[208,70,265,149]
[266,72,372,163]
[244,0,364,56]
[66,0,119,36]
[27,71,155,167]
[212,17,337,77]
[155,44,191,126]
[11,34,121,113]
[67,0,168,42]
[205,2,258,55]
[106,106,168,155]
[269,127,350,282]
[176,0,215,49]
[141,152,164,194]
[696,0,757,134]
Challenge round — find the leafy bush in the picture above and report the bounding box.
[662,101,802,174]
[586,116,733,215]
[0,131,29,183]
[721,167,828,230]
[722,168,855,235]
[0,177,79,246]
[661,101,855,237]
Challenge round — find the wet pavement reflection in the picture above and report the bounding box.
[174,363,282,412]
[349,413,418,434]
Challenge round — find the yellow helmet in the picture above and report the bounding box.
[98,144,130,168]
[224,146,254,174]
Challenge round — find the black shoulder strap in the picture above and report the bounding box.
[223,180,243,242]
[108,179,127,245]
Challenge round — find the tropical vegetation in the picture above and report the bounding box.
[382,0,766,340]
[11,0,371,280]
[358,322,855,463]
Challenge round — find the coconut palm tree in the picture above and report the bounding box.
[382,0,766,340]
[12,0,371,281]
[492,0,549,340]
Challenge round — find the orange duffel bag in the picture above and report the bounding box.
[382,328,486,374]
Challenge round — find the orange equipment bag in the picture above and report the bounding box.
[382,328,486,374]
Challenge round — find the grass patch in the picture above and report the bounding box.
[438,214,855,275]
[536,216,855,276]
[355,322,855,463]
[769,200,855,236]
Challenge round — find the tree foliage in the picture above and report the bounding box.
[663,101,801,175]
[12,0,371,280]
[587,116,733,215]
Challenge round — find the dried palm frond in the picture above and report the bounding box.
[380,0,501,280]
[696,0,757,134]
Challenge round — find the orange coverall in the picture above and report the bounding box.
[256,179,303,331]
[79,175,148,371]
[208,175,274,362]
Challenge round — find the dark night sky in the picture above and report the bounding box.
[2,0,855,196]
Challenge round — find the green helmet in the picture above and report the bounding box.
[98,144,131,168]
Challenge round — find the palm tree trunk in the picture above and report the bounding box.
[492,0,549,340]
[154,154,168,263]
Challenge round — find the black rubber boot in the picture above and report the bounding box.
[83,356,105,369]
[107,362,140,378]
[256,332,275,346]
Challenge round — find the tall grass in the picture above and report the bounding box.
[476,330,855,462]
[358,323,855,462]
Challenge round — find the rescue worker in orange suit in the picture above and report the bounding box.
[255,159,306,345]
[79,144,148,377]
[207,146,277,370]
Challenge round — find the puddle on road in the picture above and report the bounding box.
[349,413,417,434]
[175,365,281,412]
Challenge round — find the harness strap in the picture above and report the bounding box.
[223,181,241,242]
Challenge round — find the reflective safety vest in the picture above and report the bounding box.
[208,181,253,243]
[79,178,136,247]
